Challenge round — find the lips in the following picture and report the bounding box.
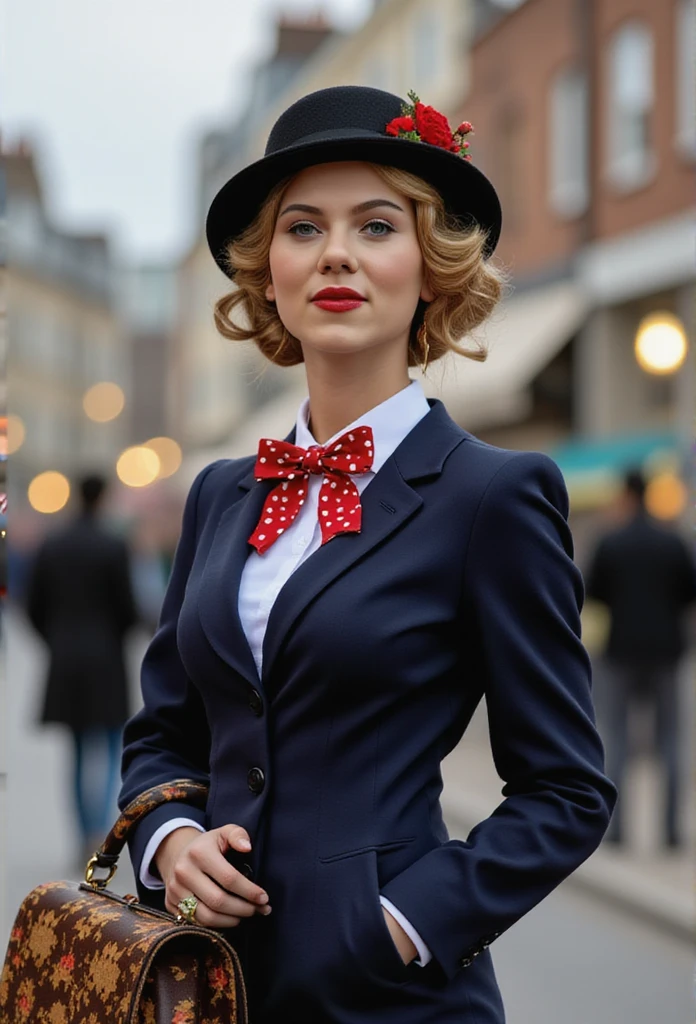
[311,287,366,313]
[311,288,366,301]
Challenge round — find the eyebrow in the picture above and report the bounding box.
[278,198,405,218]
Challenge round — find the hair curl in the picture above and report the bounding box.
[213,164,507,368]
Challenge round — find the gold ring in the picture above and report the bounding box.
[176,895,198,923]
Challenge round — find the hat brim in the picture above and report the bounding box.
[205,133,502,278]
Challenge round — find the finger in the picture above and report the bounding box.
[191,841,269,907]
[165,892,242,930]
[171,851,270,917]
[184,901,242,930]
[165,897,241,929]
[220,824,252,853]
[180,872,263,921]
[166,886,272,930]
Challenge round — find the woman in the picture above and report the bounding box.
[120,85,616,1023]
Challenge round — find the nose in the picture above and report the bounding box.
[317,227,359,275]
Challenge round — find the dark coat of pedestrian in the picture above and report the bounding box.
[586,474,696,665]
[585,468,696,846]
[27,474,139,857]
[27,476,138,732]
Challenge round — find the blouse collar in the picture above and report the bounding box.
[294,379,431,475]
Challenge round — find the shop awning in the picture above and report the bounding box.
[419,280,588,429]
[549,429,679,508]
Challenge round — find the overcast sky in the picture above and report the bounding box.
[1,0,372,263]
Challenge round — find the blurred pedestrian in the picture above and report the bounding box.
[586,468,696,847]
[26,473,139,864]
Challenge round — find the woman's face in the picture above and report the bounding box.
[265,162,433,362]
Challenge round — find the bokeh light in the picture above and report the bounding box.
[116,446,161,488]
[144,436,183,480]
[28,471,71,514]
[634,312,688,375]
[645,472,687,520]
[83,382,126,422]
[7,414,26,454]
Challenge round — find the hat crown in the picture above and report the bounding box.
[265,85,404,156]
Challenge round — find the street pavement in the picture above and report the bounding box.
[2,606,694,1022]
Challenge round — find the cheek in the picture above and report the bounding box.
[268,240,303,296]
[369,244,423,295]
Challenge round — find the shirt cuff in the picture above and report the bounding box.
[139,817,206,889]
[379,895,432,966]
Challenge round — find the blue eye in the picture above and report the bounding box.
[287,219,395,238]
[288,222,318,236]
[363,220,394,236]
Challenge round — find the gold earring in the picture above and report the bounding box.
[417,317,430,375]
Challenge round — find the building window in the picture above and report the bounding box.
[676,0,696,156]
[548,66,589,218]
[606,21,655,190]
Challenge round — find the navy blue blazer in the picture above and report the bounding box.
[120,399,616,1024]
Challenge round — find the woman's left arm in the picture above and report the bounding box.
[380,452,617,981]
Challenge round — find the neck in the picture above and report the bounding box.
[303,347,411,444]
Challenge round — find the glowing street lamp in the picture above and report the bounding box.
[144,436,182,480]
[83,382,126,422]
[634,312,688,375]
[28,471,71,514]
[116,445,160,488]
[645,471,687,520]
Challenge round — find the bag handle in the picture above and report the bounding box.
[84,778,208,888]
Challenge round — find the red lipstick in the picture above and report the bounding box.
[311,287,366,313]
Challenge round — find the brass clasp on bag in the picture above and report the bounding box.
[84,853,118,889]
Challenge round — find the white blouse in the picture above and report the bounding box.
[140,379,433,965]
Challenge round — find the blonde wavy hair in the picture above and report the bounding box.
[213,164,506,368]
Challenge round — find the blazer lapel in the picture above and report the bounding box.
[260,400,468,693]
[196,462,275,690]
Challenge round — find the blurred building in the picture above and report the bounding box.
[452,0,694,519]
[119,263,178,444]
[173,13,336,460]
[5,142,129,501]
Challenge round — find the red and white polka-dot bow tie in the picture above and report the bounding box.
[248,426,375,554]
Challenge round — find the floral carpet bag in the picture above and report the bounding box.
[0,780,247,1024]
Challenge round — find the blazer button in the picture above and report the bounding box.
[247,767,265,794]
[241,862,254,879]
[248,689,264,716]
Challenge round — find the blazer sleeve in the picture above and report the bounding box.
[119,462,221,891]
[380,452,617,981]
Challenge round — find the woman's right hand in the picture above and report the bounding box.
[156,824,272,928]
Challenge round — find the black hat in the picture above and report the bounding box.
[206,85,502,279]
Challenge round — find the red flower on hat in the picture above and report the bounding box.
[385,115,415,136]
[414,102,454,149]
[385,91,474,160]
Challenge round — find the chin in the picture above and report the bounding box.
[300,329,376,355]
